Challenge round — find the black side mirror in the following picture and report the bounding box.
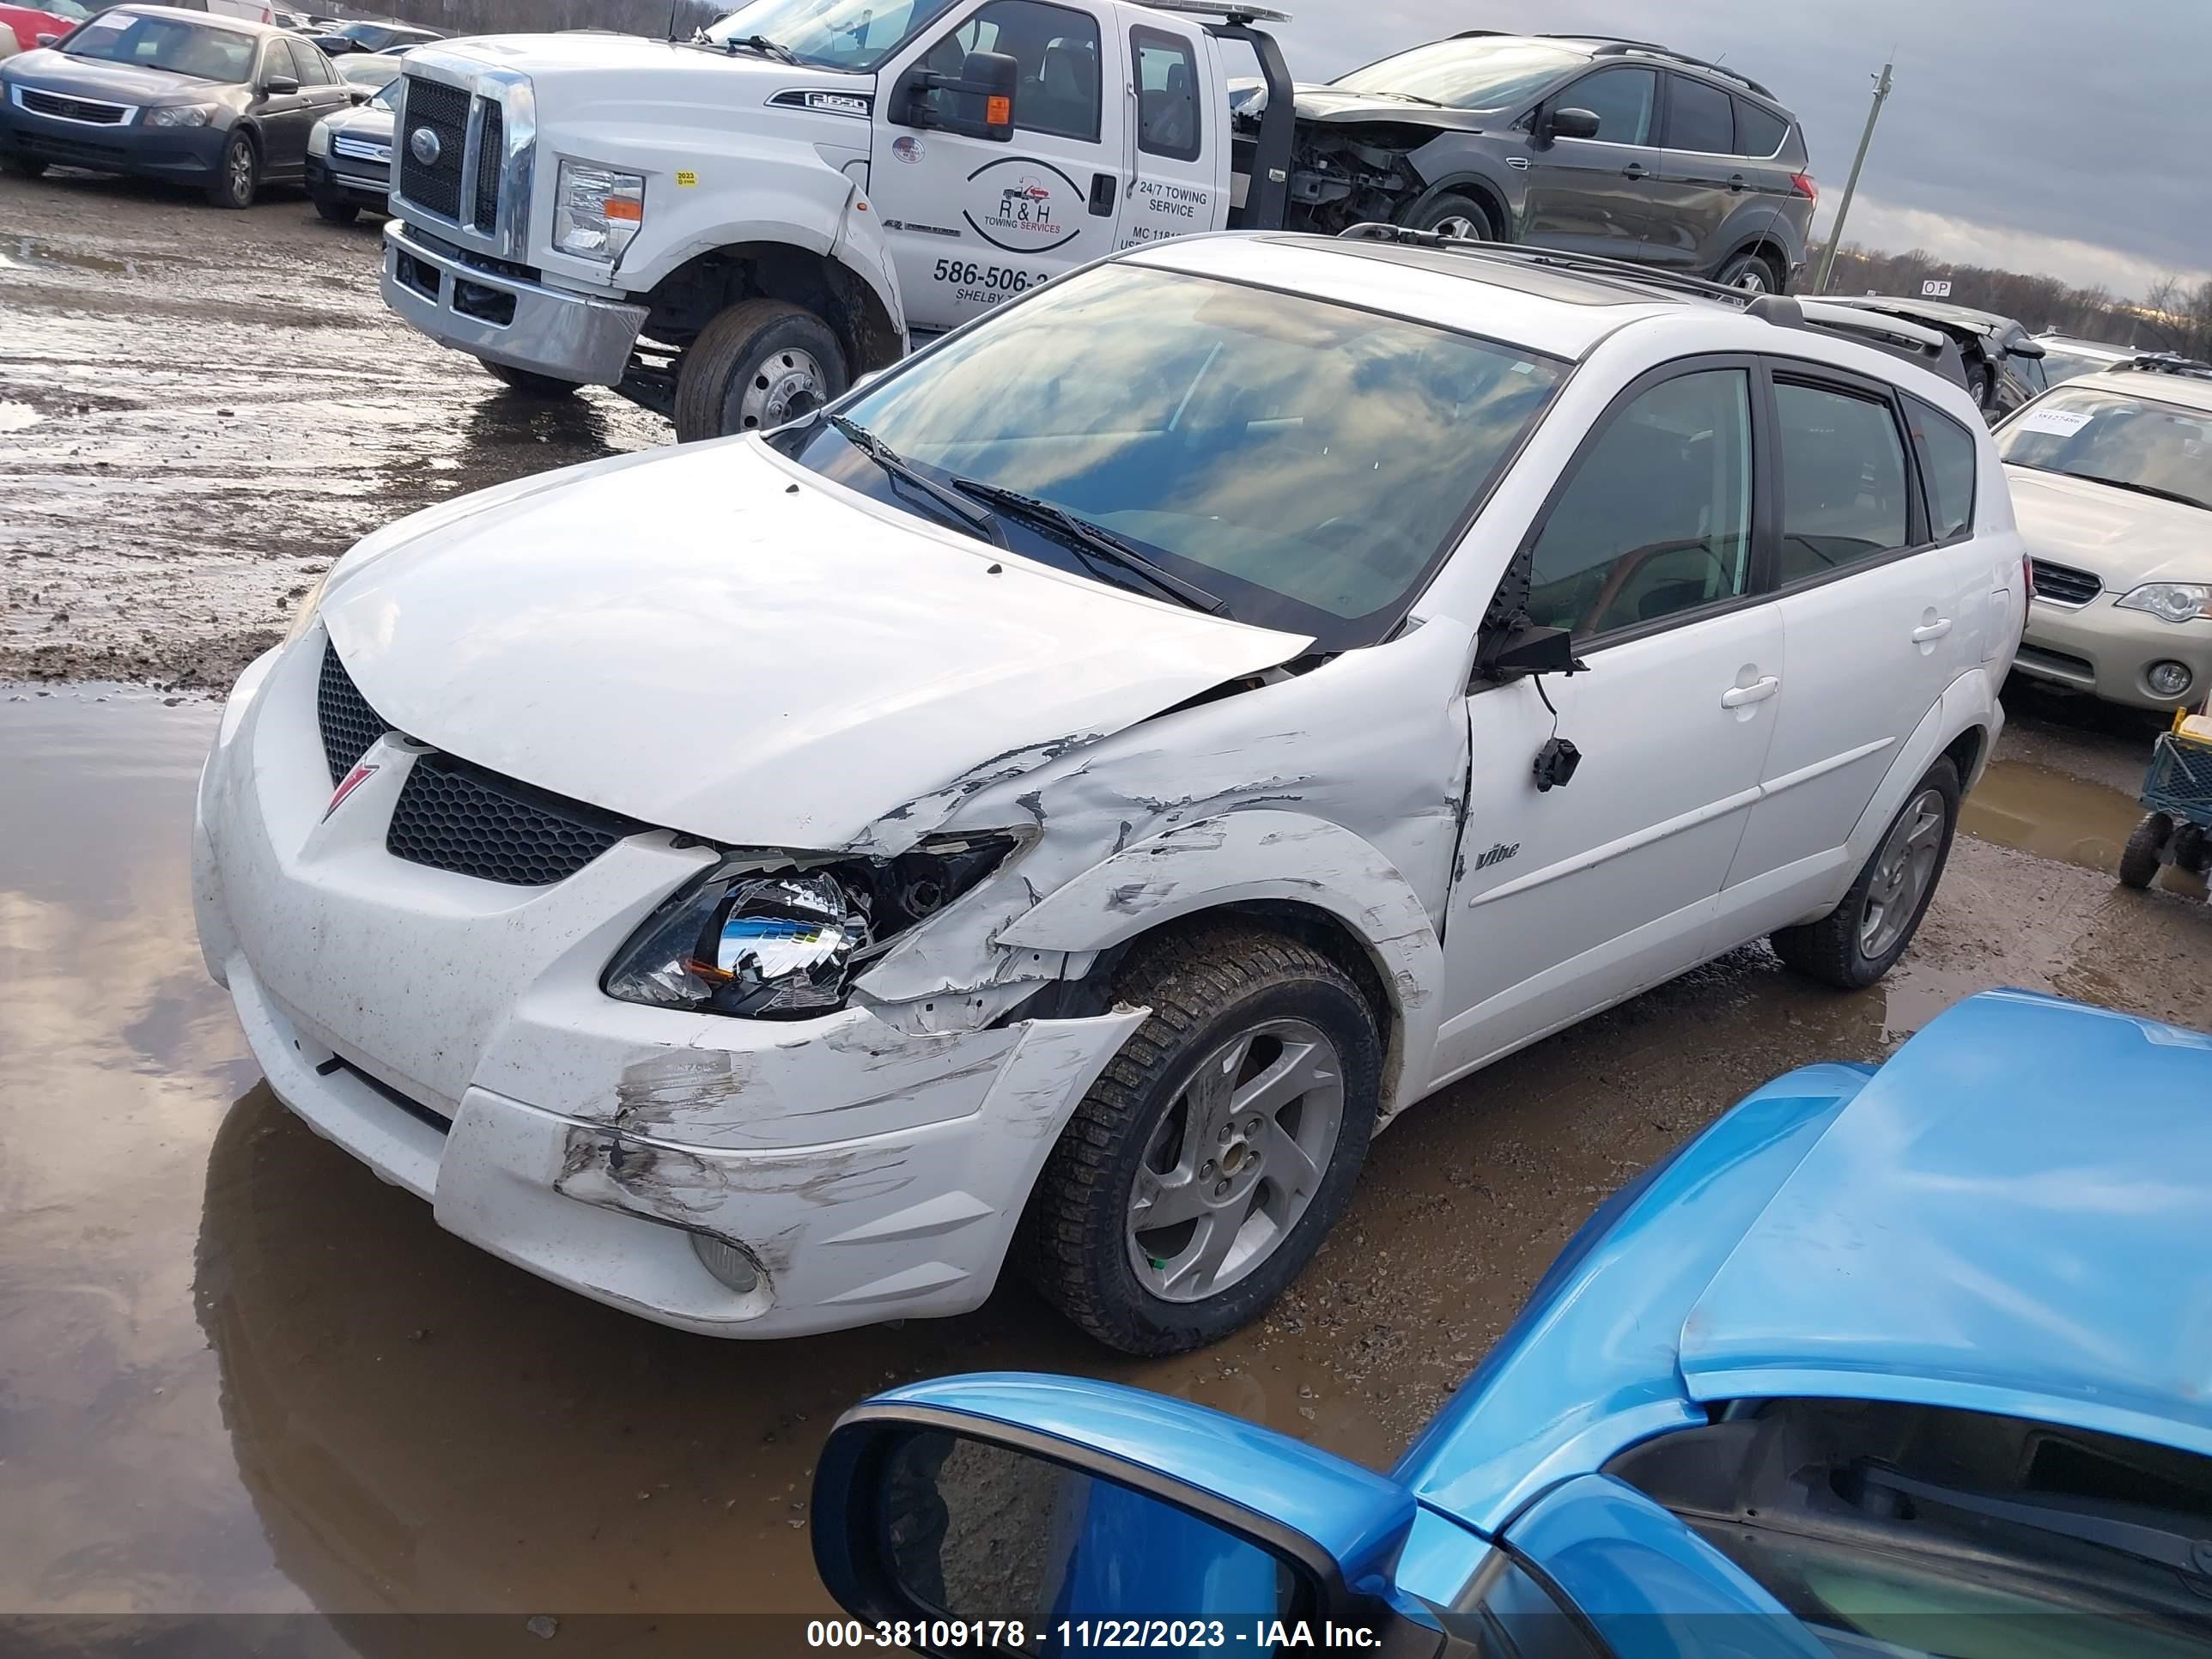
[263,73,301,94]
[1478,619,1585,682]
[2010,337,2047,360]
[1546,106,1602,142]
[896,47,1018,142]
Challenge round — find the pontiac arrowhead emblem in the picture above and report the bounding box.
[325,760,380,821]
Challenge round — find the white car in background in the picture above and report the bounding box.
[2002,363,2212,711]
[193,233,2021,1355]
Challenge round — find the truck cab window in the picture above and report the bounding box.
[1133,26,1200,160]
[924,0,1101,142]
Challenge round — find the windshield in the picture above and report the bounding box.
[700,0,960,71]
[1999,386,2212,512]
[60,9,254,79]
[774,264,1566,648]
[367,83,394,111]
[2038,347,2124,386]
[1332,38,1584,110]
[43,0,93,17]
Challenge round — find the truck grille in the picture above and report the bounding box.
[472,101,502,229]
[2031,559,2101,608]
[396,75,470,222]
[386,752,641,886]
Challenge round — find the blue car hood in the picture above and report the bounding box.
[1680,988,2212,1456]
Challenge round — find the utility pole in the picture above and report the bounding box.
[1815,61,1893,294]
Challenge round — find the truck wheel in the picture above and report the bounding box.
[206,131,258,210]
[2,155,49,180]
[1772,758,1960,989]
[1018,924,1382,1356]
[2119,812,2173,890]
[312,194,359,226]
[1403,191,1490,240]
[673,299,847,443]
[477,357,582,398]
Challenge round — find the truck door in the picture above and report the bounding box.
[872,0,1128,333]
[1114,10,1223,252]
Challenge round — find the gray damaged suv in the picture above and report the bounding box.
[1279,32,1817,292]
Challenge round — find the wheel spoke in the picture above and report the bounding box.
[1230,1039,1333,1123]
[1183,1032,1247,1132]
[1131,1164,1212,1232]
[1255,1114,1324,1197]
[1160,1201,1247,1297]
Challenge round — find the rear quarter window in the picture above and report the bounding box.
[1907,396,1978,541]
[1733,97,1787,157]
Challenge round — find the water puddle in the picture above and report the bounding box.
[1964,755,2205,897]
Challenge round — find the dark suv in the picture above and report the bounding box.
[1281,32,1817,292]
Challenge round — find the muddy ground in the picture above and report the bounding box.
[3,169,2211,1645]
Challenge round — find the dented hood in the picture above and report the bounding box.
[1291,84,1492,131]
[2006,465,2212,586]
[319,440,1310,849]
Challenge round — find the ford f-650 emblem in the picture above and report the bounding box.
[408,126,441,167]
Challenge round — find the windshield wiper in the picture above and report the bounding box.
[2070,474,2209,510]
[948,480,1226,614]
[828,416,1006,546]
[725,33,802,64]
[1847,1464,2211,1580]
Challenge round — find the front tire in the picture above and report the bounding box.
[1018,925,1382,1356]
[206,131,258,210]
[1772,759,1960,988]
[1401,191,1491,241]
[311,194,359,225]
[2119,812,2173,890]
[672,299,846,443]
[477,357,583,398]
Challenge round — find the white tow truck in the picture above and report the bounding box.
[378,0,1296,440]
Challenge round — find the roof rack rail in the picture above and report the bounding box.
[1577,39,1777,101]
[2114,351,2212,379]
[1334,224,1969,389]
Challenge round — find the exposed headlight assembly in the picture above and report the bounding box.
[144,104,217,126]
[307,118,333,158]
[604,835,1020,1019]
[553,159,645,261]
[2115,582,2212,624]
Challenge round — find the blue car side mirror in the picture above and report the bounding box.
[811,1374,1426,1655]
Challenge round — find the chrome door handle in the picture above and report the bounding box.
[1911,618,1954,642]
[1720,676,1780,708]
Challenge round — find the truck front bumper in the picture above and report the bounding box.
[381,218,646,388]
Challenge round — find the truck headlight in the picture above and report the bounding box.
[144,104,217,127]
[553,159,645,261]
[2116,582,2212,624]
[604,836,1019,1019]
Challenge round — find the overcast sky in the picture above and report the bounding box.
[1263,0,2212,301]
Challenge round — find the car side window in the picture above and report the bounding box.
[1132,25,1200,161]
[1443,1553,1606,1659]
[288,40,332,84]
[1556,66,1656,145]
[924,0,1101,142]
[1524,368,1755,639]
[258,40,291,82]
[1732,96,1786,157]
[1906,395,1978,542]
[1773,380,1914,582]
[1666,74,1734,153]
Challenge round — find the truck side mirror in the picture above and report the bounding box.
[895,47,1018,143]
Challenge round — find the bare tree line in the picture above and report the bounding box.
[1809,242,2212,358]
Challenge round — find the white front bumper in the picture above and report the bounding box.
[192,635,1142,1338]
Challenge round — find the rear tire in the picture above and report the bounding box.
[205,131,257,210]
[1018,925,1382,1356]
[1772,759,1960,988]
[477,357,583,398]
[2,155,50,179]
[1717,248,1783,293]
[1401,191,1491,241]
[672,299,846,443]
[2119,812,2173,890]
[311,194,359,225]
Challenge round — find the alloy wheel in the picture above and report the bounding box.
[1125,1018,1345,1304]
[1859,787,1947,957]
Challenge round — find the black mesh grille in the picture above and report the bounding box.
[472,100,502,229]
[21,89,130,123]
[397,75,466,219]
[317,641,392,787]
[386,752,640,886]
[2031,559,2101,607]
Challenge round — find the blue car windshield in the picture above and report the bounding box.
[775,263,1565,650]
[61,11,254,81]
